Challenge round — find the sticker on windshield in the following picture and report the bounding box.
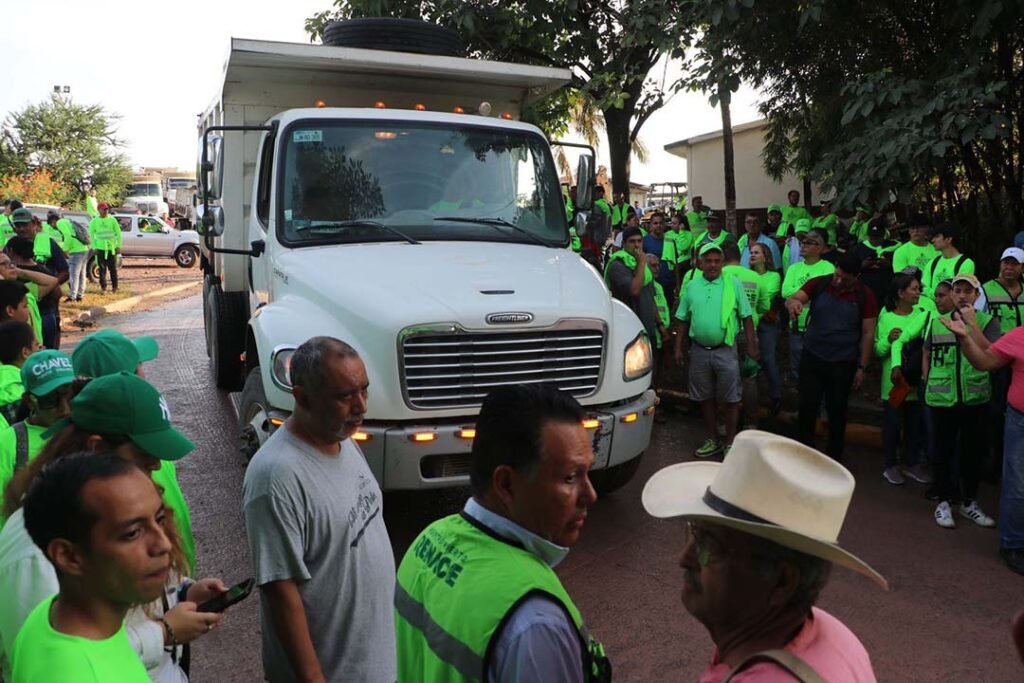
[292,130,323,143]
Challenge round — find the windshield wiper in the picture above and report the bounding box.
[434,216,555,248]
[294,220,420,245]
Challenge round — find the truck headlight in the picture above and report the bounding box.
[623,333,652,381]
[270,345,297,390]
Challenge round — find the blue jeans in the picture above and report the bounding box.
[883,400,923,468]
[68,251,88,299]
[1001,406,1024,550]
[757,319,782,400]
[788,330,804,384]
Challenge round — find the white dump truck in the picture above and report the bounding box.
[198,25,655,492]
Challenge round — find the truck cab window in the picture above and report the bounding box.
[256,133,274,227]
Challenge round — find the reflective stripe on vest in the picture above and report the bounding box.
[925,314,992,407]
[395,512,610,682]
[983,279,1024,334]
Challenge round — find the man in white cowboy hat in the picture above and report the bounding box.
[643,431,886,682]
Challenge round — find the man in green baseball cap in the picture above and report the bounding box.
[0,350,76,525]
[72,328,159,378]
[58,371,197,568]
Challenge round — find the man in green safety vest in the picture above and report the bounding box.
[611,193,628,231]
[0,349,75,527]
[674,243,757,459]
[925,274,1000,530]
[686,195,709,243]
[88,203,122,294]
[395,383,611,682]
[693,213,736,255]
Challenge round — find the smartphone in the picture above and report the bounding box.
[197,578,255,613]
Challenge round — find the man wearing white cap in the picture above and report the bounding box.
[643,431,884,682]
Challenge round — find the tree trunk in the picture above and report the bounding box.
[720,92,737,235]
[803,176,813,209]
[603,106,633,201]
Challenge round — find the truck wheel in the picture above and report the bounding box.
[590,452,644,496]
[207,281,247,391]
[174,245,198,268]
[239,368,270,462]
[87,256,99,282]
[321,18,464,57]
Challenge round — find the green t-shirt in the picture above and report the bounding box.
[0,365,23,425]
[0,422,47,527]
[812,213,839,245]
[849,220,870,242]
[85,195,100,219]
[923,253,975,299]
[891,241,937,275]
[11,596,150,683]
[669,229,693,265]
[781,205,811,226]
[756,270,782,321]
[781,259,836,330]
[723,264,762,327]
[152,459,195,573]
[686,210,708,241]
[675,272,752,347]
[875,306,930,400]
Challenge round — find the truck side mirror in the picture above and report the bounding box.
[199,204,225,237]
[197,135,225,201]
[575,155,594,211]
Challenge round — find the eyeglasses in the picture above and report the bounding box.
[801,240,824,247]
[685,521,731,567]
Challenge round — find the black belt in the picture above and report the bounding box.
[694,342,726,351]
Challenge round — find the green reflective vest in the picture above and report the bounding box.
[88,215,122,255]
[604,250,652,287]
[395,513,610,683]
[982,278,1024,335]
[860,239,899,259]
[653,281,670,343]
[849,220,870,242]
[669,229,693,265]
[32,233,52,263]
[925,312,993,407]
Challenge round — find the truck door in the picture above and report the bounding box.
[249,131,275,307]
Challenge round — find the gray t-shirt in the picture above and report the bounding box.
[242,426,396,682]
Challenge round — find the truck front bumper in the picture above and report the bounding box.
[356,389,657,491]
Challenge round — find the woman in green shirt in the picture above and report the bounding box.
[750,243,783,414]
[875,271,932,486]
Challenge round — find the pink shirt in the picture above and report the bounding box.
[991,327,1024,413]
[698,607,877,682]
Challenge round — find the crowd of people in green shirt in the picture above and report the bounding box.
[593,188,1024,577]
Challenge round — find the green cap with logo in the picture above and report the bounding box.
[67,372,193,461]
[698,242,723,257]
[795,218,812,234]
[21,350,75,397]
[72,328,159,378]
[10,208,33,225]
[767,204,782,214]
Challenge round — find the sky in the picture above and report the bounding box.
[2,0,761,186]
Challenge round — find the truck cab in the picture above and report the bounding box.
[199,37,655,492]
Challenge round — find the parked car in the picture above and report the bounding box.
[113,213,201,267]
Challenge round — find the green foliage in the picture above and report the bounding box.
[1,95,133,207]
[306,0,693,194]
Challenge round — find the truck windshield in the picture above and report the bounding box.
[279,120,567,247]
[129,183,162,197]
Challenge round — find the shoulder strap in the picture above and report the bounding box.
[13,421,29,472]
[722,649,826,683]
[954,253,968,275]
[928,255,940,278]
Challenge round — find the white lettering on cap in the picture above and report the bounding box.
[158,396,172,422]
[32,357,73,376]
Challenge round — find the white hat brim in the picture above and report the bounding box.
[642,462,889,590]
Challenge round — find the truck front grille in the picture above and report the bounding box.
[401,324,605,409]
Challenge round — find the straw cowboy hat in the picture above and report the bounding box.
[642,430,888,589]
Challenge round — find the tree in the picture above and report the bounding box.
[1,94,133,206]
[0,169,74,206]
[306,0,691,197]
[701,0,1024,251]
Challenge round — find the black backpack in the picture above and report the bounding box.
[927,253,968,282]
[899,312,932,387]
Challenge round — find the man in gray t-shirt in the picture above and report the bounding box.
[242,337,396,682]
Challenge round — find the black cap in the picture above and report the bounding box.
[837,252,862,276]
[867,220,886,237]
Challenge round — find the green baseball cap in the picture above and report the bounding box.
[72,328,159,378]
[856,206,871,214]
[698,242,724,257]
[21,350,75,397]
[767,204,782,214]
[795,218,812,234]
[66,373,193,461]
[10,208,33,225]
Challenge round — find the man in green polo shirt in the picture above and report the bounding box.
[12,454,172,682]
[674,243,757,459]
[0,350,75,526]
[71,328,194,570]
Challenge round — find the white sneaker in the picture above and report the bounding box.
[934,502,956,529]
[959,500,996,528]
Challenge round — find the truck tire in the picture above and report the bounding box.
[206,281,247,391]
[238,367,270,461]
[174,245,198,268]
[590,452,644,496]
[321,18,465,57]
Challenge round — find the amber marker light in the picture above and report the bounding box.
[582,418,600,429]
[352,432,371,442]
[410,432,438,443]
[414,103,427,111]
[500,112,514,120]
[453,106,466,114]
[458,428,477,439]
[621,412,639,424]
[374,100,387,109]
[315,99,326,108]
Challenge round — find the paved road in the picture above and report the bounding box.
[97,294,1023,682]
